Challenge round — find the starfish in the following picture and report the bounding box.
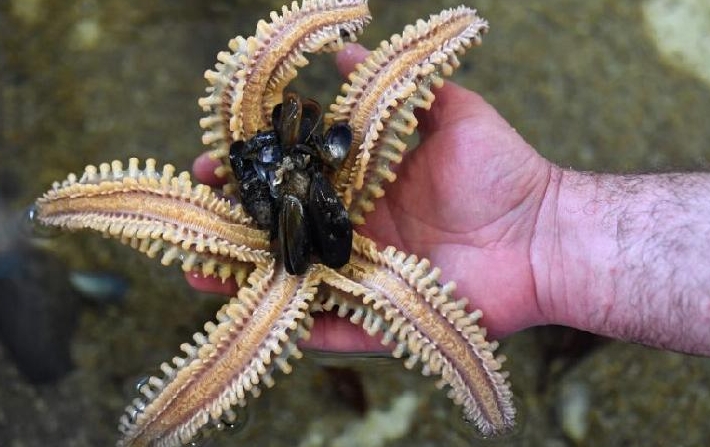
[34,1,515,446]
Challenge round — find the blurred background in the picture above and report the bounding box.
[1,0,709,445]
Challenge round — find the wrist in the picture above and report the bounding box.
[532,169,710,354]
[530,169,620,332]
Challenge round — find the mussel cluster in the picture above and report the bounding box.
[229,92,353,274]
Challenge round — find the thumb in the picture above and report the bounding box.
[416,82,494,137]
[335,43,370,79]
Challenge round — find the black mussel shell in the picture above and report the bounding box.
[271,102,282,129]
[308,171,352,268]
[320,123,353,169]
[279,194,311,275]
[299,98,323,143]
[257,143,283,165]
[245,131,279,159]
[229,140,247,177]
[254,162,269,183]
[231,132,279,168]
[277,92,302,147]
[238,161,273,229]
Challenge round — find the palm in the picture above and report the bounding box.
[357,81,551,338]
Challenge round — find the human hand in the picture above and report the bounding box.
[187,43,554,351]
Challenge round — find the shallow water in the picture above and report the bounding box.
[1,1,710,446]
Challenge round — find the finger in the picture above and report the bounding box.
[335,43,370,78]
[184,271,238,296]
[300,312,391,353]
[192,151,225,186]
[415,81,493,138]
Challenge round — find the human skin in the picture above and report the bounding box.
[188,44,710,356]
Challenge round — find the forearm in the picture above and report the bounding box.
[532,168,710,355]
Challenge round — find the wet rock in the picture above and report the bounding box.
[0,245,78,383]
[557,380,591,444]
[643,0,710,86]
[560,342,710,445]
[69,270,129,305]
[321,366,368,416]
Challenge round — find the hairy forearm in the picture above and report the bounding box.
[532,168,710,355]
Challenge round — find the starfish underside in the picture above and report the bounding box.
[34,1,515,446]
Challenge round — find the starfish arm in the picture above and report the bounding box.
[117,261,320,447]
[317,232,515,436]
[198,0,371,193]
[34,158,271,283]
[327,6,488,224]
